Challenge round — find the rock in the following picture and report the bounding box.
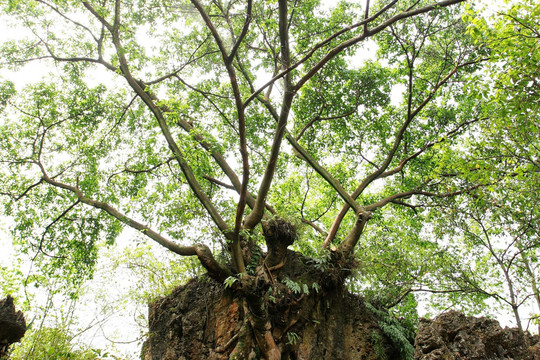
[143,276,540,360]
[142,273,402,360]
[414,310,540,360]
[0,295,26,359]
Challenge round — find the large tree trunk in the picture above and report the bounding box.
[141,249,405,360]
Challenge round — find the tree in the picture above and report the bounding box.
[10,326,119,360]
[427,0,540,333]
[0,0,520,358]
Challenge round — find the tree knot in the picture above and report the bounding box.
[262,218,296,248]
[262,218,297,268]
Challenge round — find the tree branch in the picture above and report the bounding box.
[296,0,466,91]
[190,0,252,273]
[39,168,231,281]
[365,183,485,212]
[255,93,368,220]
[227,0,253,64]
[243,0,294,230]
[89,1,235,254]
[243,0,400,108]
[323,59,477,247]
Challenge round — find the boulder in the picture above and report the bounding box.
[414,310,540,360]
[0,295,26,359]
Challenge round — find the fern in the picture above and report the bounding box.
[283,277,302,294]
[379,322,414,360]
[371,331,388,360]
[246,247,261,275]
[223,276,238,288]
[286,331,300,345]
[366,303,415,360]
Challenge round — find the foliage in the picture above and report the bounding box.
[224,275,238,289]
[367,303,415,360]
[421,0,540,330]
[10,327,120,360]
[0,0,485,281]
[285,331,300,346]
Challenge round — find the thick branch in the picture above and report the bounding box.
[243,0,293,230]
[227,0,253,63]
[243,0,400,108]
[255,94,367,219]
[39,170,231,280]
[142,78,253,209]
[287,132,367,216]
[338,213,371,258]
[324,60,476,247]
[190,0,250,272]
[132,81,234,240]
[82,2,113,32]
[88,1,235,254]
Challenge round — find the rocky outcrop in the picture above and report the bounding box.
[414,310,540,360]
[142,270,540,360]
[0,295,26,359]
[142,274,404,360]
